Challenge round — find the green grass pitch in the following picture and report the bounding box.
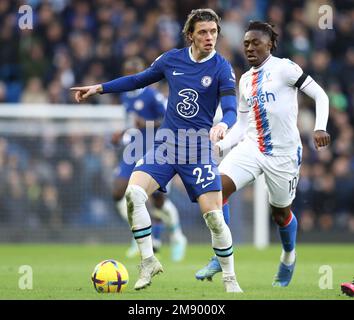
[0,244,353,300]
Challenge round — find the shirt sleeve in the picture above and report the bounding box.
[152,90,167,118]
[237,75,249,113]
[300,76,329,131]
[218,61,237,128]
[101,53,166,94]
[282,59,312,89]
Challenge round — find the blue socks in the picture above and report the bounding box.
[278,212,297,253]
[152,222,164,249]
[222,203,230,225]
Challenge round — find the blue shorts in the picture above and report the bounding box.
[133,146,221,202]
[114,158,136,180]
[114,129,150,180]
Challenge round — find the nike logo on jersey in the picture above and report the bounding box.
[173,71,184,76]
[201,181,213,189]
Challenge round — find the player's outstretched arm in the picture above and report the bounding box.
[70,57,165,103]
[70,84,103,103]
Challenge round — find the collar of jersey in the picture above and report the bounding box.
[188,46,216,63]
[251,54,272,72]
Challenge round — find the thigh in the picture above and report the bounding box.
[175,161,221,203]
[132,149,176,195]
[221,174,236,201]
[263,154,301,208]
[128,171,160,196]
[218,139,261,190]
[198,191,222,213]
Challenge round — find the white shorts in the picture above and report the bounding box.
[218,137,302,208]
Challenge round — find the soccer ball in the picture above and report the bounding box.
[91,259,129,293]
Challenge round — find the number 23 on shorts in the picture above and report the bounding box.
[193,165,216,189]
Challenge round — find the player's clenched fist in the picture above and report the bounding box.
[70,84,103,103]
[210,123,228,143]
[313,130,331,150]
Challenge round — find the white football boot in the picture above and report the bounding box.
[134,255,164,290]
[223,275,243,293]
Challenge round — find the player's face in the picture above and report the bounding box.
[244,30,272,67]
[189,21,218,55]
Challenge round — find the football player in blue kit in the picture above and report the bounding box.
[112,57,187,262]
[71,8,242,293]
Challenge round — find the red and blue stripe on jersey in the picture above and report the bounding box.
[251,69,273,155]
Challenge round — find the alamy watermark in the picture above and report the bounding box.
[121,121,221,166]
[318,265,333,289]
[18,265,33,290]
[18,5,33,30]
[318,5,333,30]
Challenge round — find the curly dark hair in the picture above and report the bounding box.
[246,21,279,53]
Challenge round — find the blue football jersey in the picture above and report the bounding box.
[120,87,166,121]
[151,48,236,133]
[102,47,237,159]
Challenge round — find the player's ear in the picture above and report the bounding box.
[188,32,193,43]
[267,39,272,53]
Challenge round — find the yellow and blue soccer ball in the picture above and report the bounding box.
[91,259,129,293]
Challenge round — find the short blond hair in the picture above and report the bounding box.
[182,8,221,43]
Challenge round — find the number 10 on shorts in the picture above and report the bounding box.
[288,176,298,196]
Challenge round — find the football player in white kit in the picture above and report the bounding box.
[196,21,331,287]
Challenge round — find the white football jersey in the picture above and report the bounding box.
[239,55,312,156]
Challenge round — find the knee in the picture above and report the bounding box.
[125,185,148,219]
[271,207,291,226]
[204,210,225,234]
[125,185,148,206]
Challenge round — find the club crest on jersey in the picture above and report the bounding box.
[134,99,144,110]
[176,88,199,118]
[201,76,212,87]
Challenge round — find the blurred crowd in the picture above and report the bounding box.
[0,135,118,229]
[0,0,353,234]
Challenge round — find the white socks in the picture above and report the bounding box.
[153,198,185,243]
[203,210,235,278]
[280,249,296,266]
[125,185,153,260]
[116,198,128,221]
